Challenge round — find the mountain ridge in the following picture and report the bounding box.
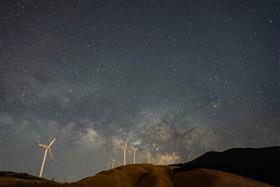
[174,146,280,186]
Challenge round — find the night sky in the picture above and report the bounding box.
[0,0,279,181]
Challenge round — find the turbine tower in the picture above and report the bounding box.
[148,151,151,164]
[122,139,128,165]
[131,145,138,164]
[38,138,56,177]
[145,150,151,164]
[111,158,116,168]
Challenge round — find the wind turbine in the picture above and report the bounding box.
[111,158,116,168]
[37,138,56,177]
[131,145,138,164]
[122,139,128,165]
[147,151,151,164]
[145,149,151,164]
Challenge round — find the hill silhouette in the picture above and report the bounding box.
[0,171,45,181]
[73,164,271,187]
[0,171,59,186]
[0,164,271,187]
[174,146,280,186]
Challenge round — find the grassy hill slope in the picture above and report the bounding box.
[0,164,271,187]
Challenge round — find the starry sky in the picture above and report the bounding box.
[0,0,279,182]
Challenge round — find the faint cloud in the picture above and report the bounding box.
[77,127,105,149]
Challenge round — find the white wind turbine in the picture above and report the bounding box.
[145,149,151,164]
[106,158,117,169]
[37,138,56,177]
[122,139,128,165]
[131,145,138,164]
[111,158,116,169]
[147,151,151,164]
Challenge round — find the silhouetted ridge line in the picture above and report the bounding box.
[174,146,280,186]
[0,171,45,180]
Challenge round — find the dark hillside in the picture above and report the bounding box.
[174,146,280,186]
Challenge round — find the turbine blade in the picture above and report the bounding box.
[131,145,138,151]
[48,138,56,147]
[38,144,47,148]
[48,148,54,161]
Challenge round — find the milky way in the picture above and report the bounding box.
[0,0,279,181]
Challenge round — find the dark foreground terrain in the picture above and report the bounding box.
[0,146,278,187]
[175,146,280,186]
[0,165,271,187]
